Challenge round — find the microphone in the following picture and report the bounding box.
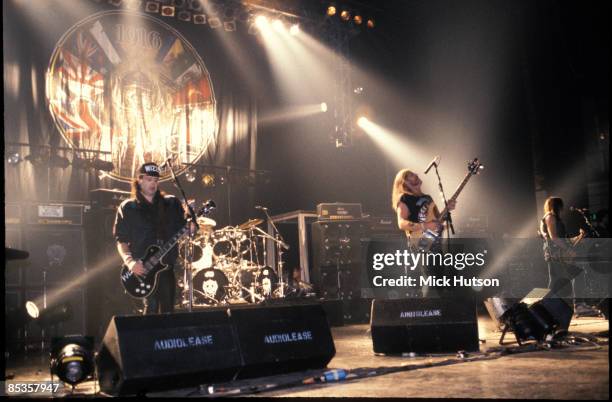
[570,207,589,213]
[255,205,268,211]
[424,155,441,174]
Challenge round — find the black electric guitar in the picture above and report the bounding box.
[412,158,484,252]
[120,200,216,299]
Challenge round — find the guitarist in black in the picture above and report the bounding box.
[539,196,585,304]
[392,168,456,296]
[114,162,187,314]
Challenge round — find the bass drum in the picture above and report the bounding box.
[192,268,229,305]
[257,266,279,299]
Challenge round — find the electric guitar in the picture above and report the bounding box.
[411,158,484,252]
[120,200,216,299]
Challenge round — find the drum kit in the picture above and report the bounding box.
[178,216,287,307]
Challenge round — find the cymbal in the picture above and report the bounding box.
[197,217,217,228]
[237,218,263,230]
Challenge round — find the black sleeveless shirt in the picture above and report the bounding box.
[399,193,434,223]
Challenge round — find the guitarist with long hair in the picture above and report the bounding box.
[392,169,456,296]
[392,169,456,245]
[114,162,187,314]
[539,196,585,304]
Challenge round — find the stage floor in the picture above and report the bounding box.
[4,315,609,399]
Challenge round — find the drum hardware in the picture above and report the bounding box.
[237,218,264,230]
[176,211,299,308]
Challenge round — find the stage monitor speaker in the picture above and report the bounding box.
[232,303,336,379]
[96,310,240,396]
[96,303,335,395]
[371,298,479,354]
[521,288,573,332]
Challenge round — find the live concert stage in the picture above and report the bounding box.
[3,0,609,400]
[4,313,609,398]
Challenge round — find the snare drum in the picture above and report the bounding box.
[192,268,229,305]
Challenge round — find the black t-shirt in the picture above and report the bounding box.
[113,194,186,264]
[399,193,434,223]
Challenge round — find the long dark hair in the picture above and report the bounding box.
[131,178,168,240]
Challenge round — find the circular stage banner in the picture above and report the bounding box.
[46,11,217,182]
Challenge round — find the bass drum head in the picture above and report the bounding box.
[192,244,213,270]
[193,268,229,305]
[257,266,278,299]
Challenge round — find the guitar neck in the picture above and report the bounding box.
[438,172,473,221]
[152,224,190,262]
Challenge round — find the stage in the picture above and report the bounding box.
[4,314,608,398]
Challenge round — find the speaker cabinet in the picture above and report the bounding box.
[371,298,479,354]
[23,227,87,286]
[96,303,335,395]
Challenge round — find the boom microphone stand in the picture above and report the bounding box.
[256,206,290,298]
[164,159,199,311]
[431,161,455,241]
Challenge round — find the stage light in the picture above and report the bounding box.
[327,6,337,16]
[91,158,114,172]
[202,173,215,187]
[340,10,351,21]
[290,24,300,35]
[208,16,222,28]
[366,18,375,29]
[7,152,22,165]
[272,19,285,32]
[320,102,328,112]
[224,20,236,31]
[50,336,95,387]
[49,154,71,169]
[255,15,268,28]
[26,301,73,327]
[353,15,363,25]
[25,301,40,319]
[185,168,197,182]
[108,0,123,6]
[193,13,206,24]
[353,86,364,94]
[161,5,175,17]
[172,0,185,7]
[145,1,160,13]
[357,116,369,127]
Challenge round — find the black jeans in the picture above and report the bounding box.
[144,268,176,315]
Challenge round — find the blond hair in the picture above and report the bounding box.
[391,169,416,211]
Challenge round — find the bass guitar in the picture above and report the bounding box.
[412,158,484,252]
[120,200,216,298]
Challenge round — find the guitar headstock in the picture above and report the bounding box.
[468,158,484,175]
[197,200,216,217]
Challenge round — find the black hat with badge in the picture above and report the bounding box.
[138,162,160,177]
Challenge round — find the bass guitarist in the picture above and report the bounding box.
[392,169,456,296]
[113,162,187,315]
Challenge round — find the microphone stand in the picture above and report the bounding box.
[259,207,288,298]
[165,159,199,312]
[432,163,455,244]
